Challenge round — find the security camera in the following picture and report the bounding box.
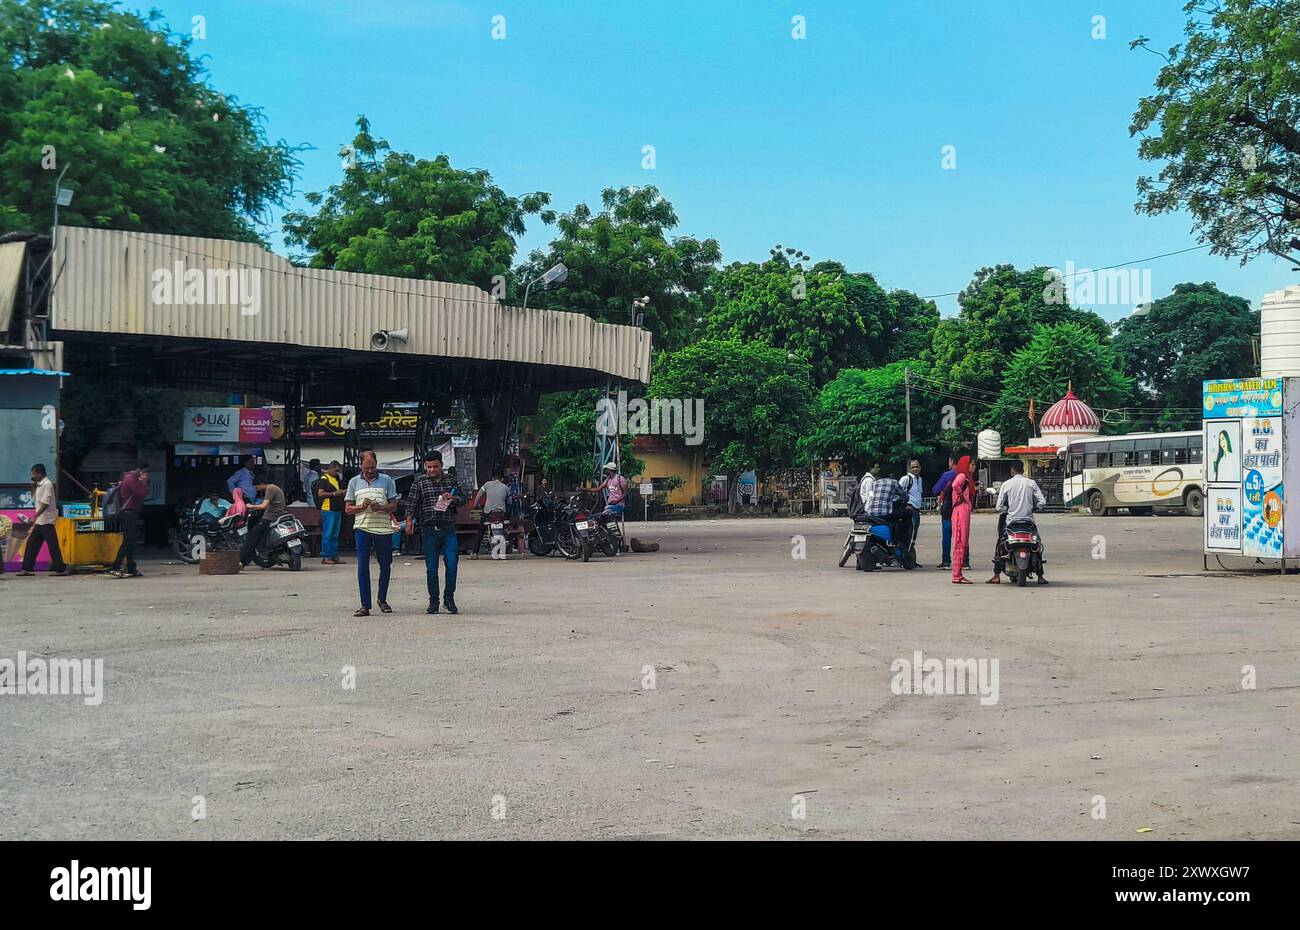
[370,328,409,350]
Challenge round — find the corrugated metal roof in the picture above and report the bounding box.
[50,226,653,383]
[0,240,25,334]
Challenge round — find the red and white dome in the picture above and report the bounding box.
[1039,387,1100,434]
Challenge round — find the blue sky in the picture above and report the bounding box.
[147,0,1296,319]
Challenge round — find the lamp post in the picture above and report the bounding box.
[522,262,567,310]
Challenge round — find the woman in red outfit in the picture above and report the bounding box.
[950,455,974,584]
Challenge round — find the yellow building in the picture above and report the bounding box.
[630,436,705,505]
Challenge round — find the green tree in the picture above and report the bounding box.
[703,249,940,385]
[514,186,721,349]
[993,323,1133,441]
[0,0,298,240]
[705,248,862,384]
[798,361,934,474]
[927,264,1110,426]
[529,390,642,489]
[283,117,549,291]
[1130,0,1300,265]
[1113,282,1257,430]
[648,339,815,511]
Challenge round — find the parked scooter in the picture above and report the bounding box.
[839,509,917,571]
[997,518,1046,587]
[249,512,309,571]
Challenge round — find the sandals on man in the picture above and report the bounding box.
[377,601,392,614]
[353,607,370,617]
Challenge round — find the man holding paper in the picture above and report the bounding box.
[404,450,464,615]
[345,451,399,617]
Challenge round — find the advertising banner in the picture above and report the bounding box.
[1205,484,1243,551]
[1241,416,1284,558]
[1202,377,1283,419]
[184,407,239,442]
[360,403,420,440]
[1203,378,1287,559]
[184,407,273,443]
[300,406,355,440]
[239,408,272,444]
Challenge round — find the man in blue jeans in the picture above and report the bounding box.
[313,461,346,564]
[404,450,464,615]
[344,451,399,617]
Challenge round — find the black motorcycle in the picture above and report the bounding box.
[174,500,242,564]
[525,497,560,556]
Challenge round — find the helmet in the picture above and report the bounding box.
[603,461,617,472]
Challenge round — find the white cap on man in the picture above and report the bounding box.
[603,461,617,472]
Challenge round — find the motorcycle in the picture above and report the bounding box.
[175,500,243,564]
[525,497,560,556]
[558,497,599,562]
[999,518,1045,587]
[482,508,510,557]
[249,512,309,571]
[839,509,916,571]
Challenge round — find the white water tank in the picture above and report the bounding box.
[977,428,1002,460]
[1261,285,1300,378]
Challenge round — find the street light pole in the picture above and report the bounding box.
[905,366,912,444]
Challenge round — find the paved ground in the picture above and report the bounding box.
[2,513,1297,840]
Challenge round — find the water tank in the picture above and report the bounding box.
[1261,285,1300,378]
[977,428,1002,460]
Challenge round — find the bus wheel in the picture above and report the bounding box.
[1184,487,1204,518]
[1087,492,1107,516]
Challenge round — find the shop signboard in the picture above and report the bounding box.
[360,403,420,440]
[300,406,356,440]
[184,407,274,443]
[1203,378,1295,561]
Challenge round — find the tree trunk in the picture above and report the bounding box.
[727,472,738,514]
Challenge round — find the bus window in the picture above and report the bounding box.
[1189,444,1203,464]
[1085,452,1105,468]
[1069,454,1083,473]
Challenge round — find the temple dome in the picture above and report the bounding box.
[1039,387,1100,433]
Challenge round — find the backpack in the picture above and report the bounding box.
[938,478,953,520]
[103,484,121,517]
[847,477,866,521]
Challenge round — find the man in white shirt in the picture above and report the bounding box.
[17,463,69,576]
[988,462,1047,584]
[898,459,925,568]
[344,451,399,616]
[857,465,877,513]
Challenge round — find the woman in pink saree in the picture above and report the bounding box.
[950,455,974,584]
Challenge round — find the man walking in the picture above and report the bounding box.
[405,450,463,615]
[345,451,399,617]
[107,463,150,578]
[16,463,69,576]
[899,459,925,569]
[314,461,346,564]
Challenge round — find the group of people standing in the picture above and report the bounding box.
[856,454,1048,585]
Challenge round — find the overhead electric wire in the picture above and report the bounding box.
[918,244,1213,300]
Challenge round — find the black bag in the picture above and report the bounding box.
[938,480,953,520]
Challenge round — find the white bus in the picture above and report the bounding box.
[1063,431,1205,516]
